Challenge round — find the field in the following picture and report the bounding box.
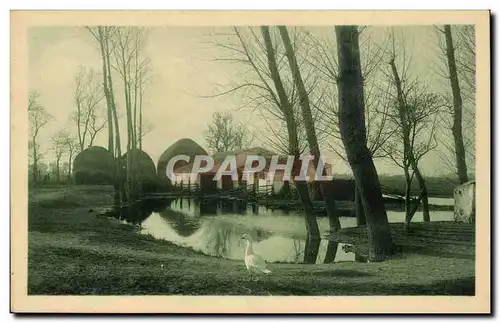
[328,173,471,198]
[27,185,475,295]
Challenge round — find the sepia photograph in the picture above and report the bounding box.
[10,10,490,313]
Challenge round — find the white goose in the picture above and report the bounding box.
[241,233,272,281]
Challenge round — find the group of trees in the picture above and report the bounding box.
[204,111,253,153]
[28,24,475,262]
[207,25,474,261]
[86,26,153,204]
[28,92,52,184]
[29,27,155,204]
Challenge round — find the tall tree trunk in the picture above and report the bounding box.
[101,27,123,205]
[261,26,320,244]
[303,234,321,264]
[413,165,430,222]
[389,55,430,223]
[123,68,133,200]
[67,151,73,181]
[139,89,143,150]
[56,157,60,183]
[324,240,339,264]
[355,187,366,225]
[278,26,341,232]
[96,28,114,154]
[444,25,469,184]
[404,165,412,227]
[133,51,139,151]
[32,145,38,184]
[106,102,114,152]
[76,102,84,152]
[336,26,396,261]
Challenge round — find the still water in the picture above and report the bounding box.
[112,197,455,264]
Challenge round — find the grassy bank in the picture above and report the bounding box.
[28,185,475,295]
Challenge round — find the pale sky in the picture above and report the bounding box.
[28,25,475,177]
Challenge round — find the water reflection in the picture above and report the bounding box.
[159,209,201,237]
[106,198,172,225]
[324,240,340,264]
[139,205,358,264]
[111,197,454,264]
[303,235,321,264]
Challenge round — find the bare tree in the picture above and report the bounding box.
[28,92,52,184]
[72,66,107,152]
[204,27,313,156]
[335,25,396,261]
[261,26,322,262]
[434,25,473,183]
[111,26,151,200]
[51,130,68,183]
[304,27,396,226]
[63,132,78,182]
[87,26,123,205]
[383,30,441,226]
[278,25,341,232]
[205,27,322,261]
[135,118,154,149]
[136,57,152,150]
[204,111,253,153]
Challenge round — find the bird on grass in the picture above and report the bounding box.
[241,233,272,281]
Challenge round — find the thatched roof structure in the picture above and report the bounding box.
[174,147,282,175]
[157,138,208,181]
[73,146,115,185]
[121,149,170,193]
[121,149,156,179]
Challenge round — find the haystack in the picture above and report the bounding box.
[157,138,208,181]
[121,149,169,193]
[73,146,115,185]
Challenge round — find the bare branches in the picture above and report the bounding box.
[29,91,52,139]
[201,26,314,158]
[204,111,253,153]
[135,119,154,148]
[28,92,52,183]
[381,29,441,222]
[431,24,475,182]
[72,66,106,151]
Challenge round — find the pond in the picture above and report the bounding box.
[110,197,454,264]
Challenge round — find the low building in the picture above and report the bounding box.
[453,180,476,224]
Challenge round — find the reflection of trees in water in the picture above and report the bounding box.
[217,200,248,215]
[303,235,321,264]
[324,240,339,264]
[292,239,305,263]
[198,219,272,258]
[290,237,323,264]
[148,198,174,212]
[109,199,172,225]
[171,198,220,216]
[159,209,202,237]
[171,198,262,217]
[199,201,218,215]
[197,219,239,257]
